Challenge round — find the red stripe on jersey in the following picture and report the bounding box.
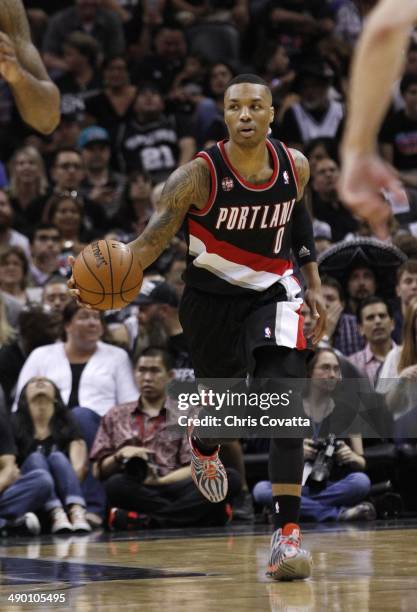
[189,218,292,274]
[218,140,279,191]
[296,306,307,350]
[281,142,300,195]
[189,152,217,216]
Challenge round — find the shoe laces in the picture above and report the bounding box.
[279,531,301,549]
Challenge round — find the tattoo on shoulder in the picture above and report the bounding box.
[163,158,210,212]
[289,148,310,199]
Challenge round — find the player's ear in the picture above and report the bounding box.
[269,105,274,124]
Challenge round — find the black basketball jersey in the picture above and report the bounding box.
[183,138,300,295]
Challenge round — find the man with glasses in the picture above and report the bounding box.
[52,149,84,196]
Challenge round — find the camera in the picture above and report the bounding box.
[307,434,343,490]
[121,456,149,484]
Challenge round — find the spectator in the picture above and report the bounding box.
[304,137,339,176]
[8,146,50,236]
[321,275,364,356]
[311,157,358,242]
[14,300,138,525]
[78,126,126,228]
[278,60,344,150]
[263,0,335,58]
[91,347,240,528]
[14,301,138,416]
[113,170,153,238]
[200,62,235,146]
[0,407,53,537]
[50,149,85,197]
[43,194,93,261]
[253,348,375,522]
[0,247,30,306]
[42,278,71,314]
[134,280,194,380]
[118,84,196,182]
[345,265,377,316]
[349,296,396,387]
[132,25,187,94]
[56,31,102,110]
[85,55,138,138]
[0,190,31,262]
[393,259,417,343]
[29,224,66,289]
[377,298,417,427]
[312,219,332,257]
[0,306,62,410]
[380,74,417,192]
[43,0,125,73]
[165,255,186,300]
[13,377,91,534]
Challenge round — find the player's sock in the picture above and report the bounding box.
[272,494,301,530]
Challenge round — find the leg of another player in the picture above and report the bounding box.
[253,346,312,581]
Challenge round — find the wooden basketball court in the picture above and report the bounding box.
[0,521,416,611]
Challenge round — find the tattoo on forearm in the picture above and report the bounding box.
[131,160,210,266]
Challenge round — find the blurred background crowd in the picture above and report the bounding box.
[1,0,417,536]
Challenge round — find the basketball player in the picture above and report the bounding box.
[0,0,60,134]
[339,0,417,238]
[70,75,326,580]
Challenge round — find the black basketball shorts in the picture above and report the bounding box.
[179,275,309,379]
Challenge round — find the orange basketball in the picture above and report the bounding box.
[73,240,143,310]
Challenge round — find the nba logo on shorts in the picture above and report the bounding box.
[222,176,234,191]
[264,326,272,339]
[283,171,289,184]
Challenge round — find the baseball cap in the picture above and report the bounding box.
[78,126,110,149]
[135,280,179,307]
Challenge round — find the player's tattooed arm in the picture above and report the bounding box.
[129,158,210,270]
[289,148,310,201]
[0,0,60,133]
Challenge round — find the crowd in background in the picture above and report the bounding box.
[1,0,417,535]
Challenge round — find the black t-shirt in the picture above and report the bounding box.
[68,363,87,409]
[311,191,358,242]
[380,109,417,171]
[0,409,16,456]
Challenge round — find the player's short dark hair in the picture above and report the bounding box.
[357,296,393,324]
[137,346,174,372]
[226,74,270,90]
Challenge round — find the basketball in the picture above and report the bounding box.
[73,239,143,310]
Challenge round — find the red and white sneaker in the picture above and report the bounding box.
[190,442,228,503]
[267,523,312,581]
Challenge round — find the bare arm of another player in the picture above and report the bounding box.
[0,0,60,134]
[291,148,326,344]
[339,0,417,233]
[128,158,210,270]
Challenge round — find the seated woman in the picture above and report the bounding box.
[13,377,91,534]
[253,348,376,522]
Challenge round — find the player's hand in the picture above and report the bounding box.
[0,32,24,85]
[338,152,400,240]
[67,255,93,309]
[304,288,327,345]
